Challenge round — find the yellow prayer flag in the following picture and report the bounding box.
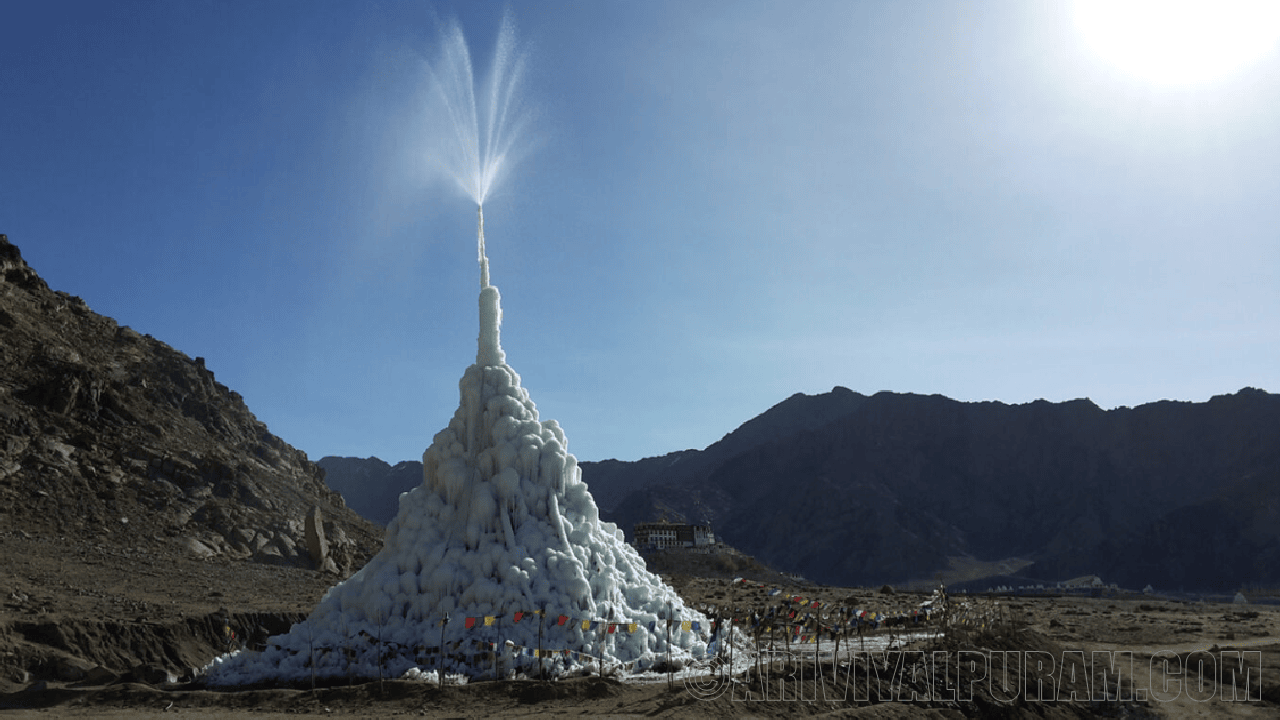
[581,619,591,631]
[484,616,496,626]
[628,623,638,634]
[681,621,691,632]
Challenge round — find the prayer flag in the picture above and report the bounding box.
[648,621,656,633]
[628,623,638,633]
[514,612,524,623]
[608,624,617,634]
[582,620,591,631]
[464,617,476,629]
[484,616,495,626]
[681,621,691,632]
[558,615,568,626]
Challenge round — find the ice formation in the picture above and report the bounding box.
[204,209,707,685]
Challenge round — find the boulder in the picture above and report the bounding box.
[81,665,120,685]
[129,662,176,685]
[184,537,217,558]
[50,655,93,682]
[305,505,329,571]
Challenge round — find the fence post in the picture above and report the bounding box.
[376,608,385,695]
[439,612,448,687]
[307,623,316,691]
[666,602,673,690]
[494,612,502,681]
[341,618,352,687]
[537,604,546,682]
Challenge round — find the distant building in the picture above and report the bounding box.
[633,519,715,552]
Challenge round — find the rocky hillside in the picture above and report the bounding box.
[585,386,1280,593]
[0,233,382,573]
[317,456,423,526]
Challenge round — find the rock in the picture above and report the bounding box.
[129,663,176,685]
[51,655,93,681]
[1,233,382,591]
[305,505,329,571]
[184,537,217,558]
[82,665,120,685]
[255,542,284,563]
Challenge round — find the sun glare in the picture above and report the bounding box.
[1074,0,1280,85]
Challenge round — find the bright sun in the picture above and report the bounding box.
[1074,0,1280,85]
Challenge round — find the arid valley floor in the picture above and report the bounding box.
[2,531,1278,718]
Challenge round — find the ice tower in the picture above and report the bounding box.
[204,209,708,684]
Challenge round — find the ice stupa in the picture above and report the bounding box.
[205,208,708,684]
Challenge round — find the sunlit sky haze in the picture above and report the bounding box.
[3,1,1278,463]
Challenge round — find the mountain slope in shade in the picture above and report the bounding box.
[318,456,422,526]
[588,387,1280,592]
[318,386,1280,593]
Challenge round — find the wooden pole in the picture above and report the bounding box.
[753,611,761,686]
[783,601,791,659]
[811,615,818,676]
[342,618,352,687]
[537,605,545,682]
[439,613,448,687]
[377,609,385,695]
[308,623,316,691]
[666,602,673,690]
[599,611,610,677]
[727,605,734,675]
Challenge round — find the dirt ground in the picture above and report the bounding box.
[3,532,1279,718]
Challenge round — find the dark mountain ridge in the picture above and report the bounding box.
[316,455,423,526]
[588,386,1280,592]
[320,383,1280,593]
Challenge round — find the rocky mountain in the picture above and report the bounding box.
[317,456,422,526]
[584,386,1280,593]
[0,234,382,574]
[311,384,1280,593]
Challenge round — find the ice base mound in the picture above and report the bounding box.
[204,284,707,685]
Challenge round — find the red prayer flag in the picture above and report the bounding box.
[464,617,476,629]
[557,615,568,626]
[514,612,524,623]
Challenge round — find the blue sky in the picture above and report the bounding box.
[4,0,1278,463]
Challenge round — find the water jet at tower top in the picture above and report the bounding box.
[424,9,533,209]
[202,14,720,684]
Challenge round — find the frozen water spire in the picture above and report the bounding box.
[203,221,709,686]
[477,205,503,367]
